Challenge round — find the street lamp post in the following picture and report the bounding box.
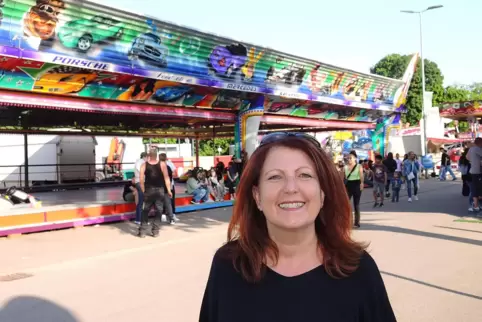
[401,5,443,156]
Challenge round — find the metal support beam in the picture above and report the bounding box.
[23,133,29,189]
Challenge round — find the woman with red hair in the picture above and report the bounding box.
[199,133,396,322]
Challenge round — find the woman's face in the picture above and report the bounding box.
[347,155,356,165]
[253,147,324,231]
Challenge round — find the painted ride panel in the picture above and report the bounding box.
[0,192,233,237]
[440,101,482,118]
[0,0,407,113]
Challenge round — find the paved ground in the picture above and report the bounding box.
[0,178,481,321]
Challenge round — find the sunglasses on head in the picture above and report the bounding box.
[259,132,322,149]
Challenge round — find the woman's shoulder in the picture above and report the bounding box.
[211,241,240,270]
[207,241,248,284]
[352,251,383,282]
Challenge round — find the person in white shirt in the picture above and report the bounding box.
[134,152,147,224]
[395,153,402,172]
[160,153,179,222]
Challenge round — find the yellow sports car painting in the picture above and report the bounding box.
[33,72,97,94]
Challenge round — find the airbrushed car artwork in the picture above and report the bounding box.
[152,85,192,103]
[31,66,98,94]
[128,32,169,68]
[211,90,244,109]
[58,15,125,52]
[23,0,65,41]
[208,43,248,78]
[33,72,97,94]
[265,56,306,86]
[351,137,373,150]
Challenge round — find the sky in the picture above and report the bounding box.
[96,0,480,86]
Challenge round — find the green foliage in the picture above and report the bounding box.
[443,86,471,103]
[371,54,444,126]
[142,137,178,144]
[450,83,482,101]
[198,138,234,156]
[458,121,469,133]
[468,83,482,100]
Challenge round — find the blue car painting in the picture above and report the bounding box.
[153,86,192,102]
[352,137,372,150]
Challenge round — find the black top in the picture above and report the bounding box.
[144,161,166,189]
[200,245,396,322]
[441,152,450,166]
[382,158,397,174]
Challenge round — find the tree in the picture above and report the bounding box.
[464,83,482,101]
[198,138,234,156]
[142,137,179,144]
[443,86,471,103]
[371,54,444,126]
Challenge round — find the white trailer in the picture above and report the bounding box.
[0,134,96,188]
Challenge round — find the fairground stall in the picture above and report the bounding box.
[0,0,414,237]
[440,100,482,140]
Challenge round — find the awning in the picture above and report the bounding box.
[428,137,466,144]
[0,90,235,122]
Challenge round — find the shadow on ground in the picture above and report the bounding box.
[359,223,482,247]
[103,206,233,237]
[380,271,482,301]
[0,296,79,322]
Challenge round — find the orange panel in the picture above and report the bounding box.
[175,197,193,206]
[46,205,117,222]
[116,203,136,213]
[0,213,44,228]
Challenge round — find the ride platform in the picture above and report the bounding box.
[0,185,233,238]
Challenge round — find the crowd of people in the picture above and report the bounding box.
[121,139,482,237]
[122,150,248,237]
[185,160,240,204]
[185,153,246,204]
[339,150,427,227]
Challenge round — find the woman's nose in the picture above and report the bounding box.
[283,176,299,193]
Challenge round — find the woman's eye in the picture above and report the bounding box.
[299,173,313,179]
[267,175,282,180]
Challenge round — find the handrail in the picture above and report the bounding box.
[0,160,195,191]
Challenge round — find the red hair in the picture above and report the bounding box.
[224,137,366,283]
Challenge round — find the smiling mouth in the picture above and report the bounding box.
[278,202,305,210]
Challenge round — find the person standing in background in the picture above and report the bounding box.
[401,153,408,190]
[159,153,178,224]
[382,152,397,198]
[372,155,387,207]
[395,153,402,173]
[138,149,171,238]
[403,151,420,202]
[226,161,239,200]
[134,152,147,225]
[391,172,402,202]
[439,148,456,181]
[467,138,482,212]
[344,151,364,228]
